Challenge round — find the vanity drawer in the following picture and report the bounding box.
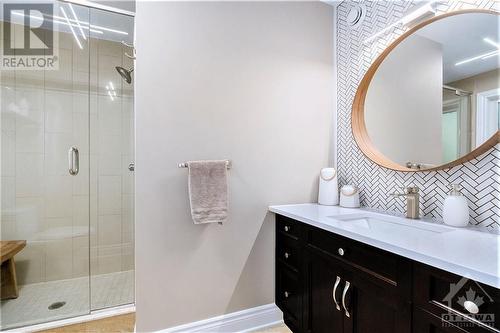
[276,263,302,325]
[276,215,300,240]
[414,308,471,333]
[414,263,500,332]
[306,225,411,294]
[277,233,300,271]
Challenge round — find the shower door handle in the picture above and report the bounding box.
[68,147,79,176]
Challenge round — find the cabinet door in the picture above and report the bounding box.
[307,253,344,333]
[342,270,412,333]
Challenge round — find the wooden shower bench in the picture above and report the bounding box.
[1,240,26,300]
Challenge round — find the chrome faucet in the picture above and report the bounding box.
[391,186,420,219]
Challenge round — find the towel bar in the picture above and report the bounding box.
[178,160,231,169]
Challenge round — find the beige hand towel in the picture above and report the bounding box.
[188,160,228,224]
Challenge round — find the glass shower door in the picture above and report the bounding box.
[0,1,91,328]
[442,110,459,163]
[88,6,134,310]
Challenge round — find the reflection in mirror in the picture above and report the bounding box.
[364,12,499,170]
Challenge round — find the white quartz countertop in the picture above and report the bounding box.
[269,203,500,288]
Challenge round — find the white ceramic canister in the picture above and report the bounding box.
[339,185,360,208]
[318,168,339,206]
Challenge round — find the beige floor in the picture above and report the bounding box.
[37,313,292,333]
[38,314,135,333]
[256,324,292,333]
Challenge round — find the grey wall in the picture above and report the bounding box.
[135,2,333,331]
[336,1,499,229]
[366,34,443,166]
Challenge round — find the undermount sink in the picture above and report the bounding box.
[327,213,454,237]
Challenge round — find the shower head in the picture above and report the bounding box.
[116,66,134,84]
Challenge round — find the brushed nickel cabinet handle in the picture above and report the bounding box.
[284,291,290,298]
[284,252,290,259]
[333,276,341,311]
[68,147,79,176]
[284,226,290,232]
[338,248,345,256]
[342,281,351,318]
[463,300,479,314]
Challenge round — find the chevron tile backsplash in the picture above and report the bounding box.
[336,1,500,229]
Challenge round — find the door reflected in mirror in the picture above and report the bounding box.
[361,11,499,170]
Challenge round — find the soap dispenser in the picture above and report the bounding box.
[442,184,470,227]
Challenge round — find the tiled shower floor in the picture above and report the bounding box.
[0,270,134,330]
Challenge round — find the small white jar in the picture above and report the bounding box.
[339,185,360,208]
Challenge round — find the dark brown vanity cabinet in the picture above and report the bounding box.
[303,224,412,333]
[275,215,304,332]
[275,214,500,333]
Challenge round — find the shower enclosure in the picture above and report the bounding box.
[0,1,134,329]
[442,86,471,164]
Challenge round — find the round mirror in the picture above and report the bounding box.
[353,10,500,171]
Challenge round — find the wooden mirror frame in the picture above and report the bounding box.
[352,9,500,172]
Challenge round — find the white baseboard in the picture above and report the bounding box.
[156,303,283,333]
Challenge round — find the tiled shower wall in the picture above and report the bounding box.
[0,28,134,284]
[336,1,500,229]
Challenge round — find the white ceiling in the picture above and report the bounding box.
[415,12,500,83]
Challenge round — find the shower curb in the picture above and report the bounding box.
[3,304,135,333]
